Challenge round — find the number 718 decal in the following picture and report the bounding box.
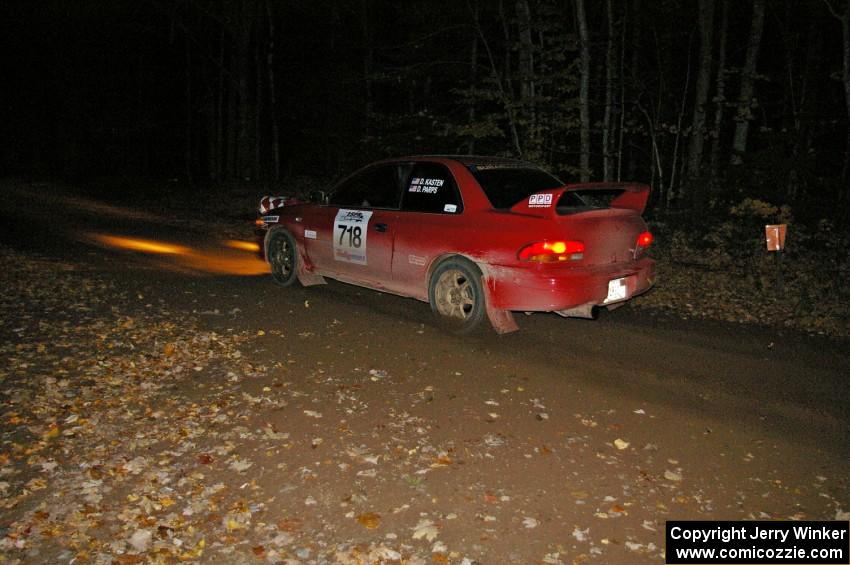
[333,209,373,265]
[337,224,362,247]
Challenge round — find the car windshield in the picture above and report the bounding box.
[468,166,564,209]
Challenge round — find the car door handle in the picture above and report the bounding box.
[374,223,388,232]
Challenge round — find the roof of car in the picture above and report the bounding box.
[396,155,541,168]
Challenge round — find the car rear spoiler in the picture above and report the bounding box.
[509,182,650,217]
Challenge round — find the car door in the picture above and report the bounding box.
[303,163,403,286]
[392,162,465,294]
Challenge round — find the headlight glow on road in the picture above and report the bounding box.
[84,233,269,276]
[90,235,190,255]
[224,240,261,252]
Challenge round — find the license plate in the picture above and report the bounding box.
[604,277,628,303]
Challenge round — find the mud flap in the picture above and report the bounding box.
[297,270,326,286]
[482,276,518,334]
[296,245,326,286]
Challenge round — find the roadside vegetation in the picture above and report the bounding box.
[638,199,850,337]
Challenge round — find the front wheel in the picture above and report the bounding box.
[428,258,486,335]
[267,230,299,287]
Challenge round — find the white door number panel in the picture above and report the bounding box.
[333,209,373,265]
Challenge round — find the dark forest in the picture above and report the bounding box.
[4,0,850,216]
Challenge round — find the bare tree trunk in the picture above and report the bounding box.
[669,36,693,206]
[638,99,664,204]
[617,0,627,180]
[326,3,339,172]
[472,1,522,156]
[731,0,766,165]
[185,32,194,187]
[576,0,591,181]
[137,53,151,175]
[783,5,821,199]
[842,10,850,185]
[213,27,225,181]
[516,0,536,154]
[498,0,514,104]
[603,0,616,181]
[840,12,849,186]
[515,3,532,97]
[627,0,642,179]
[685,0,715,183]
[361,0,373,136]
[206,95,215,182]
[537,24,547,156]
[228,39,239,179]
[254,17,263,182]
[824,0,850,189]
[236,0,254,180]
[266,0,280,181]
[467,14,478,155]
[709,0,728,177]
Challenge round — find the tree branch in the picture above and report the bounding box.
[822,0,846,20]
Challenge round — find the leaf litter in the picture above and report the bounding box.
[0,243,847,563]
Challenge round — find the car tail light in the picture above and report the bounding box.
[635,231,652,257]
[518,240,584,262]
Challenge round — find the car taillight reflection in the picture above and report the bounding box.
[518,240,585,262]
[634,231,652,258]
[637,231,652,248]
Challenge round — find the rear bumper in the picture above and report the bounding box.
[484,257,656,312]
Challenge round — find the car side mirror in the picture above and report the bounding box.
[309,190,328,205]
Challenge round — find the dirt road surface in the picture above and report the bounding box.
[1,182,848,564]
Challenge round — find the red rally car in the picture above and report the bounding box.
[256,156,655,334]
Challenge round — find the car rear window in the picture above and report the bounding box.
[468,166,564,209]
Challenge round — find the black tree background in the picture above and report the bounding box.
[3,0,850,217]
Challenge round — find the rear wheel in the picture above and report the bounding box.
[428,258,486,335]
[268,230,299,287]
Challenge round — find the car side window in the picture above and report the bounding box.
[329,164,402,209]
[400,163,462,214]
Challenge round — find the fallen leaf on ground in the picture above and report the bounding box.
[128,529,152,553]
[412,519,439,541]
[356,512,381,529]
[277,518,302,532]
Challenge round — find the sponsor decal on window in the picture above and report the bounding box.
[528,193,553,208]
[408,177,444,194]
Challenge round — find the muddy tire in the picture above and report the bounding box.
[428,258,486,335]
[267,230,299,287]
